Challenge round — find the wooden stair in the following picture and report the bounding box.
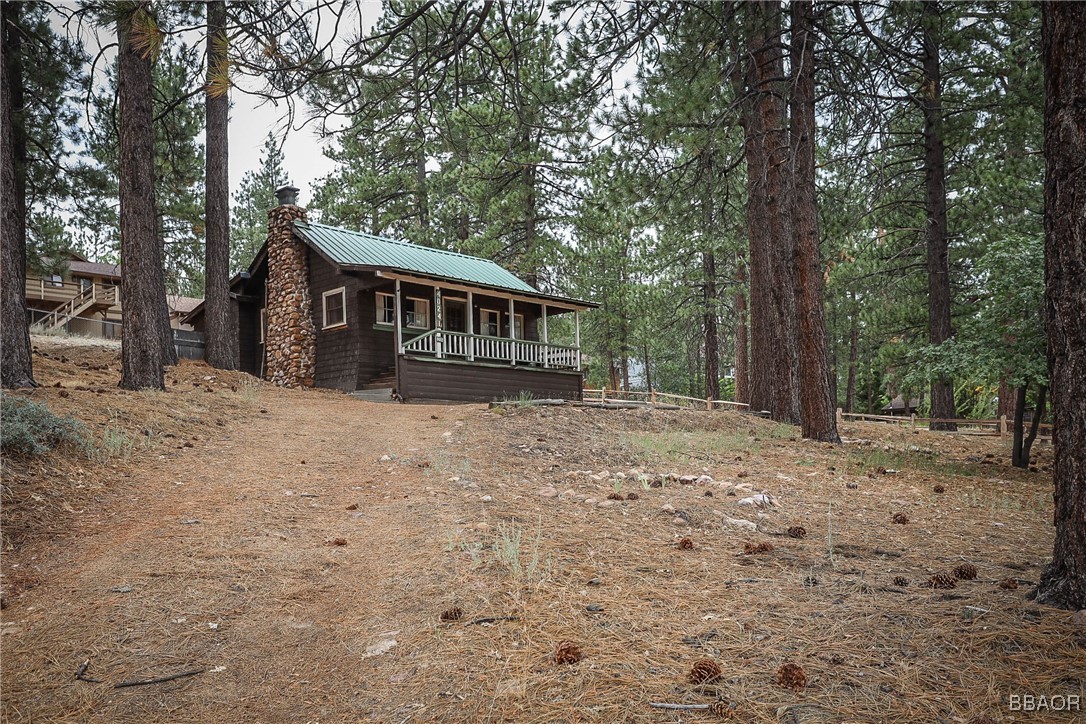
[360,367,397,390]
[31,287,98,333]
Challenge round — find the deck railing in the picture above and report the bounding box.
[402,329,580,370]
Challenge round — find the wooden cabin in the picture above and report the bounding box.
[187,189,596,403]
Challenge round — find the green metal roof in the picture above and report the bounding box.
[294,221,594,307]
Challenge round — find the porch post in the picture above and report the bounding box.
[395,279,403,354]
[574,310,581,371]
[466,290,475,361]
[434,286,443,359]
[541,303,549,368]
[508,297,516,365]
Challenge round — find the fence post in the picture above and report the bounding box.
[1000,414,1007,438]
[650,390,657,406]
[910,413,916,430]
[706,397,712,411]
[836,407,843,426]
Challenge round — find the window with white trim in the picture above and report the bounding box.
[480,309,500,337]
[322,287,347,328]
[376,292,395,325]
[405,297,430,329]
[513,313,524,339]
[49,274,63,288]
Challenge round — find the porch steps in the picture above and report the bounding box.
[361,367,397,390]
[350,387,397,403]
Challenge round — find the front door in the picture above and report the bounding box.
[444,298,467,333]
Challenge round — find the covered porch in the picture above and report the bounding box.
[377,270,591,402]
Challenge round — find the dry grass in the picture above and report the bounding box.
[1,340,1083,723]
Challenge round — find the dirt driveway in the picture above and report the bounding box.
[2,388,479,723]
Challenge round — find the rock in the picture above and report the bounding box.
[1071,610,1086,626]
[559,489,577,500]
[536,486,559,498]
[672,516,690,526]
[379,455,393,462]
[362,637,398,658]
[474,522,491,532]
[679,475,698,485]
[660,503,676,514]
[696,475,714,485]
[613,472,626,480]
[110,585,133,593]
[586,604,604,612]
[598,500,615,508]
[722,516,758,532]
[738,492,779,509]
[584,498,598,505]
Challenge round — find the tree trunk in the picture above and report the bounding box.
[1012,383,1028,469]
[1022,385,1046,468]
[734,260,749,405]
[790,0,839,442]
[0,2,35,389]
[703,250,720,401]
[1032,1,1086,610]
[921,1,957,431]
[845,292,858,412]
[203,0,236,370]
[997,376,1017,422]
[742,0,798,423]
[642,340,653,394]
[118,5,165,391]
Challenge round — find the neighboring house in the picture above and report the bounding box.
[882,395,920,416]
[185,187,597,403]
[25,250,202,339]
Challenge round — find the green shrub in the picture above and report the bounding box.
[0,394,88,457]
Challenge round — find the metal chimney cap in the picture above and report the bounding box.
[275,185,300,206]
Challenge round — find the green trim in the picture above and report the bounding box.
[400,354,582,376]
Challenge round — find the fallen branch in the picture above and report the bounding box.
[649,702,710,710]
[75,659,101,684]
[466,616,519,625]
[114,669,205,689]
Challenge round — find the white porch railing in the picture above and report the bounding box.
[402,329,580,370]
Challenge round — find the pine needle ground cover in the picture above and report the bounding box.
[1,339,1081,723]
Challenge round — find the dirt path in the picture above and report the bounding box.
[1,388,480,723]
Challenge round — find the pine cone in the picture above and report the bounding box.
[998,578,1019,590]
[787,526,807,539]
[625,492,639,501]
[743,541,774,554]
[893,576,909,587]
[649,479,663,489]
[440,606,464,622]
[933,484,946,493]
[688,658,723,684]
[708,700,738,718]
[953,563,978,581]
[677,537,694,550]
[776,662,807,691]
[928,572,957,589]
[554,640,583,665]
[607,492,624,501]
[892,512,909,525]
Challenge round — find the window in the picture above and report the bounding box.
[444,298,466,332]
[480,309,500,337]
[322,287,347,329]
[49,274,63,288]
[77,277,92,291]
[405,297,430,329]
[376,292,395,325]
[513,314,524,340]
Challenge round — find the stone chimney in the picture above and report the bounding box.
[264,185,316,387]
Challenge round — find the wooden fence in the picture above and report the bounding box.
[836,409,1052,438]
[582,387,750,412]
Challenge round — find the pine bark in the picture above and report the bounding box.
[742,0,799,423]
[703,250,719,401]
[118,6,165,391]
[790,0,839,442]
[1,2,35,389]
[204,0,236,370]
[921,1,957,431]
[1033,1,1086,610]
